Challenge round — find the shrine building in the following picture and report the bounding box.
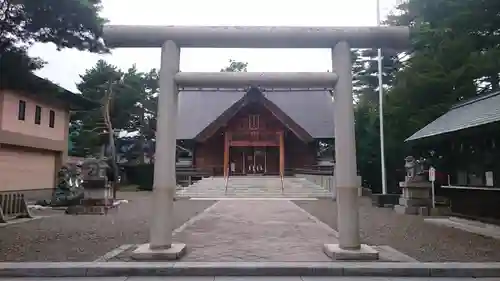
[176,87,335,177]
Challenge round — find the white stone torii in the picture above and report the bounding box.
[175,72,338,88]
[103,25,409,260]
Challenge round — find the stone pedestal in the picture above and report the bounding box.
[394,181,432,216]
[132,243,187,260]
[84,188,113,203]
[323,244,379,260]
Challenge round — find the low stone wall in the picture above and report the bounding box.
[295,174,363,200]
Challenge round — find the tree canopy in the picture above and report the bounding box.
[69,60,159,162]
[0,0,106,74]
[354,0,500,192]
[220,59,248,72]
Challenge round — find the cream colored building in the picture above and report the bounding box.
[0,73,96,201]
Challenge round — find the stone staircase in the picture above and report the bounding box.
[176,176,333,198]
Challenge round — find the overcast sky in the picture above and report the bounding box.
[29,0,399,93]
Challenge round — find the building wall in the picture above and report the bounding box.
[0,90,68,141]
[194,132,316,175]
[0,145,56,201]
[0,90,70,201]
[436,186,500,220]
[226,103,284,134]
[194,133,224,174]
[284,133,316,169]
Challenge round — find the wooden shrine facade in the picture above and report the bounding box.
[189,87,319,177]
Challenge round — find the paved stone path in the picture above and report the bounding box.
[173,200,338,261]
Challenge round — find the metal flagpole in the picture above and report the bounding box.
[377,0,388,195]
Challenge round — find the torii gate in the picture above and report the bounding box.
[103,25,409,260]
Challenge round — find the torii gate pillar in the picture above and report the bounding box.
[103,25,409,261]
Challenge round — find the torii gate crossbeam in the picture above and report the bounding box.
[102,25,409,261]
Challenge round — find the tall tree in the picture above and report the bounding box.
[0,0,106,74]
[71,60,159,164]
[354,0,500,192]
[71,60,131,157]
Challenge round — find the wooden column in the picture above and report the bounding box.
[224,132,230,177]
[279,131,285,177]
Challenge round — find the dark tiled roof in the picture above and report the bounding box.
[406,91,500,141]
[263,89,334,139]
[176,88,334,140]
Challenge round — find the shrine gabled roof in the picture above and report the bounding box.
[406,91,500,141]
[176,88,335,140]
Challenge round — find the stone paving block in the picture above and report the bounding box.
[0,262,90,277]
[0,276,127,281]
[324,277,371,281]
[172,200,337,262]
[428,262,500,277]
[216,277,302,281]
[170,262,342,276]
[85,262,176,277]
[128,277,214,281]
[3,262,500,278]
[341,263,431,277]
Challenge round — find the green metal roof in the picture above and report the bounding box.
[406,91,500,141]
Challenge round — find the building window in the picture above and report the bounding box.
[18,100,26,121]
[49,110,55,128]
[34,105,42,125]
[249,115,260,130]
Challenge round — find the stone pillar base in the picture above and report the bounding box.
[323,244,379,261]
[131,243,186,260]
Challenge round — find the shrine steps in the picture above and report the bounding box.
[176,176,333,198]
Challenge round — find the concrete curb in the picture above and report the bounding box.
[1,262,500,277]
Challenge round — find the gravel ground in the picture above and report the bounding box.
[294,197,500,262]
[0,192,216,262]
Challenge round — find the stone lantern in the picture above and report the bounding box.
[81,158,112,205]
[66,158,115,214]
[394,155,450,216]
